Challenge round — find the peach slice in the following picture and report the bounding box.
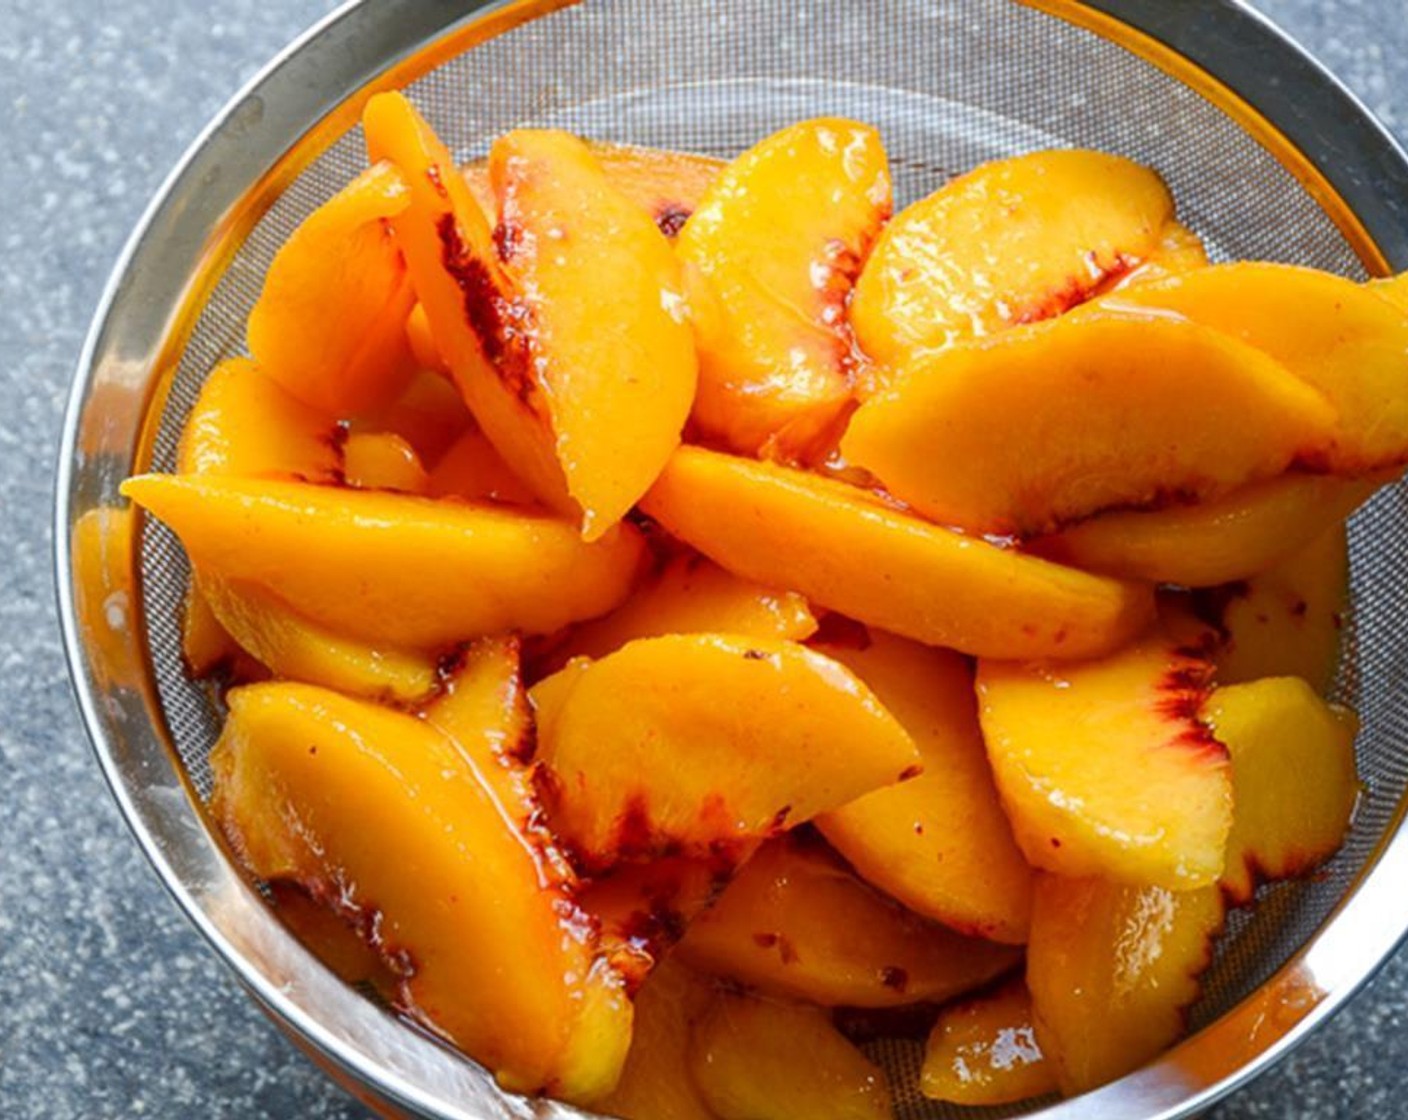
[465,140,724,240]
[1096,263,1408,472]
[490,128,699,538]
[1214,524,1350,693]
[675,118,891,458]
[813,627,1034,944]
[425,428,538,504]
[639,447,1154,660]
[247,161,418,415]
[362,92,573,516]
[582,859,729,991]
[677,837,1020,1008]
[181,581,243,677]
[599,959,720,1120]
[976,623,1233,888]
[688,990,892,1120]
[210,682,631,1101]
[841,312,1337,537]
[1370,272,1408,313]
[120,473,645,648]
[920,977,1057,1106]
[341,431,429,494]
[198,574,439,704]
[558,553,818,665]
[177,357,340,483]
[1103,222,1207,293]
[404,302,451,376]
[351,367,471,467]
[528,633,918,870]
[1030,474,1375,587]
[850,149,1174,378]
[1026,874,1224,1094]
[1206,678,1360,905]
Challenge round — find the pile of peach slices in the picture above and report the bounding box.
[118,93,1408,1115]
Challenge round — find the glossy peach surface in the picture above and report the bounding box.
[843,312,1337,537]
[814,628,1034,944]
[247,161,417,415]
[676,118,890,457]
[362,92,574,516]
[210,682,631,1102]
[1097,263,1408,472]
[921,977,1056,1106]
[1214,524,1349,694]
[490,128,698,537]
[1031,474,1374,587]
[529,633,918,869]
[641,446,1154,660]
[851,149,1175,375]
[678,837,1020,1008]
[177,357,341,482]
[1027,874,1224,1094]
[559,553,818,665]
[978,624,1233,888]
[1207,678,1359,904]
[122,473,645,647]
[689,990,892,1120]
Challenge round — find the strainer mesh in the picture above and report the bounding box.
[136,1,1396,1116]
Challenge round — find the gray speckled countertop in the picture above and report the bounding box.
[3,1,1407,1117]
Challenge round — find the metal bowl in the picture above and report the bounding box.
[55,1,1408,1117]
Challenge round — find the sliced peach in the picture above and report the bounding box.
[268,881,398,995]
[583,859,729,990]
[177,357,340,483]
[678,837,1020,1008]
[688,990,892,1120]
[842,312,1337,537]
[198,573,438,704]
[362,92,573,516]
[675,118,891,458]
[814,627,1034,944]
[466,141,724,240]
[121,473,645,648]
[490,128,698,538]
[1027,874,1224,1094]
[353,367,470,466]
[1030,474,1375,587]
[404,302,450,375]
[1096,263,1408,471]
[850,149,1174,378]
[425,428,538,504]
[976,623,1233,888]
[599,959,720,1120]
[247,161,417,415]
[529,633,918,870]
[419,636,565,870]
[1214,523,1350,693]
[1206,678,1359,905]
[639,446,1154,660]
[559,553,818,665]
[1370,271,1408,312]
[181,580,242,677]
[920,977,1057,1106]
[210,682,630,1101]
[1103,222,1207,292]
[341,431,429,494]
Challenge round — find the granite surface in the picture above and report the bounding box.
[2,1,1407,1116]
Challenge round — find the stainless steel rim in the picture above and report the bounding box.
[54,1,1408,1117]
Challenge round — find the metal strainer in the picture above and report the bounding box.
[55,1,1408,1117]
